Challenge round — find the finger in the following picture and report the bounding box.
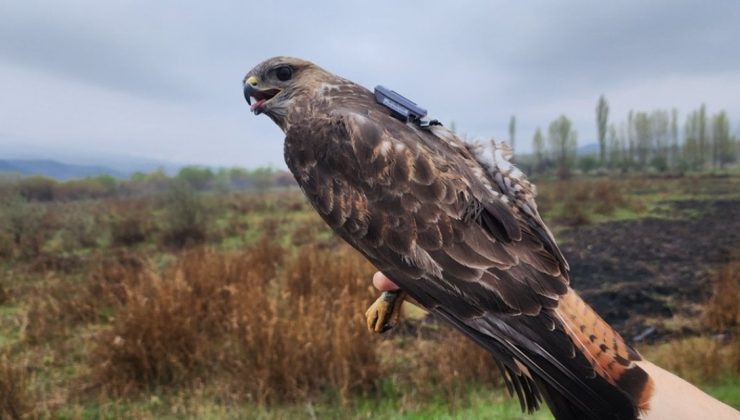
[372,271,400,292]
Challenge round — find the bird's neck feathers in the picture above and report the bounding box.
[281,77,374,133]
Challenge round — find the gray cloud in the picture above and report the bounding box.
[0,0,738,167]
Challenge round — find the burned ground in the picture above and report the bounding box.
[561,198,740,341]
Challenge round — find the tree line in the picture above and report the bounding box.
[508,97,738,178]
[0,166,297,202]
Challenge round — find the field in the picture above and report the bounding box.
[1,174,739,419]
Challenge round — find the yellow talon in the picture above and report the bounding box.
[365,290,405,333]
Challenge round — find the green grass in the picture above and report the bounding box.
[702,377,740,409]
[51,387,556,420]
[538,174,740,226]
[48,378,740,419]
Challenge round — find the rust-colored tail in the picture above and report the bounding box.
[556,288,654,412]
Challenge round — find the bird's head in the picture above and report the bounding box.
[243,56,329,130]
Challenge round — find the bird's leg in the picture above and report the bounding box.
[365,290,406,333]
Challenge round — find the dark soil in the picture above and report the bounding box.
[560,199,740,342]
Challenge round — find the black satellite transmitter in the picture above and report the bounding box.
[374,85,428,123]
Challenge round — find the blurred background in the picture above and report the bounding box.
[0,1,738,418]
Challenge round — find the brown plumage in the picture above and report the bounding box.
[242,56,653,419]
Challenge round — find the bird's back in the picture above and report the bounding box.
[282,78,653,420]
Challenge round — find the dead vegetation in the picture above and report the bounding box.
[641,336,740,384]
[704,261,740,332]
[0,356,33,419]
[535,178,638,226]
[0,175,737,414]
[8,227,503,411]
[85,241,499,405]
[640,261,740,384]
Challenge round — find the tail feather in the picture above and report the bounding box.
[556,289,654,411]
[430,288,654,420]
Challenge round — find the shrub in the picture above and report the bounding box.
[578,155,600,174]
[17,176,56,201]
[704,261,740,332]
[23,252,147,344]
[0,192,49,259]
[108,199,152,247]
[24,276,101,344]
[591,180,629,215]
[58,203,100,249]
[159,182,208,248]
[87,245,269,395]
[176,166,215,191]
[0,356,32,419]
[0,282,8,305]
[52,176,118,201]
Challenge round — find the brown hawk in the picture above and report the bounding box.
[242,56,653,420]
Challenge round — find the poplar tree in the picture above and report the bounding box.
[532,127,545,172]
[596,95,609,164]
[508,115,516,155]
[548,115,578,179]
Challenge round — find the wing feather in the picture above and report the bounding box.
[284,103,651,419]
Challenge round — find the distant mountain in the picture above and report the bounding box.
[576,142,599,156]
[0,159,126,181]
[0,142,183,177]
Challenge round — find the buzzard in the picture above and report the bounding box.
[242,57,653,419]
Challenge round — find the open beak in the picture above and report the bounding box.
[243,83,255,106]
[243,76,280,115]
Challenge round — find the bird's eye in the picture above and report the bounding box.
[275,66,293,82]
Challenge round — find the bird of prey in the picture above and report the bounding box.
[242,57,654,419]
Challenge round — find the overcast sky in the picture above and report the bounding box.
[1,1,739,168]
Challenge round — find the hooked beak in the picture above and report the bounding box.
[243,83,255,106]
[243,75,280,115]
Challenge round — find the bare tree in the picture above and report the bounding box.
[596,95,609,164]
[698,104,707,168]
[670,108,679,169]
[627,110,635,164]
[684,109,702,169]
[548,115,577,179]
[508,115,516,155]
[712,111,735,168]
[607,123,621,166]
[634,112,652,170]
[532,127,545,172]
[650,110,670,171]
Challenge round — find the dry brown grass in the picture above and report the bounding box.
[380,325,501,406]
[704,261,740,332]
[0,356,32,419]
[87,240,384,404]
[22,252,147,344]
[641,262,740,384]
[641,336,740,384]
[82,237,503,406]
[536,178,635,226]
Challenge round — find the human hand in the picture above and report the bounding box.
[372,271,400,292]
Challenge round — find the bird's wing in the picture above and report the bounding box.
[285,109,652,419]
